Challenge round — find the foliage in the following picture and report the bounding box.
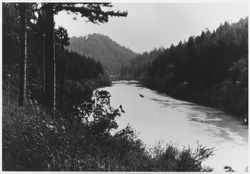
[149,142,214,171]
[62,50,104,80]
[62,77,111,114]
[55,26,70,48]
[216,57,248,116]
[48,3,128,23]
[224,166,235,172]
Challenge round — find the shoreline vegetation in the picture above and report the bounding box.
[3,73,214,171]
[121,17,248,120]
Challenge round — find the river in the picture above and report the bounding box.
[99,80,248,172]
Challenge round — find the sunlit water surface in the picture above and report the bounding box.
[99,80,248,172]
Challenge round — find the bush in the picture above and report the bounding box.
[149,142,214,171]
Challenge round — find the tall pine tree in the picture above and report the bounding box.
[40,3,127,110]
[18,3,28,106]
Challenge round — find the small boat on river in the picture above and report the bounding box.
[139,93,144,98]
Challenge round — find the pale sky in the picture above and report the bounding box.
[55,3,248,53]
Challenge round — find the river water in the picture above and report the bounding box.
[99,80,248,172]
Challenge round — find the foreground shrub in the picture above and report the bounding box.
[149,142,214,171]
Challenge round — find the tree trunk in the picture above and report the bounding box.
[44,3,56,110]
[56,49,65,109]
[18,3,27,106]
[53,26,56,113]
[42,33,46,102]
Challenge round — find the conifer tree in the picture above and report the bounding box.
[41,3,127,110]
[18,3,28,106]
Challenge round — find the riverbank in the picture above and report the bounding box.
[136,76,248,123]
[3,78,214,171]
[120,18,248,121]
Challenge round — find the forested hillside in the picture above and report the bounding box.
[122,18,248,118]
[67,34,138,74]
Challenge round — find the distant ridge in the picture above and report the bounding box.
[67,33,138,74]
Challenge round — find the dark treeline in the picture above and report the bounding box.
[122,18,248,118]
[62,50,104,80]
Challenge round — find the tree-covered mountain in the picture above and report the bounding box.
[67,33,138,74]
[123,17,248,118]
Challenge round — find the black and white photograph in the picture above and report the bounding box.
[2,1,249,172]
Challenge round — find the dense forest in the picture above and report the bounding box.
[68,34,138,74]
[121,18,248,118]
[3,3,110,111]
[2,3,214,171]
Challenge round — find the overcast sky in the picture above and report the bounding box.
[55,3,248,53]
